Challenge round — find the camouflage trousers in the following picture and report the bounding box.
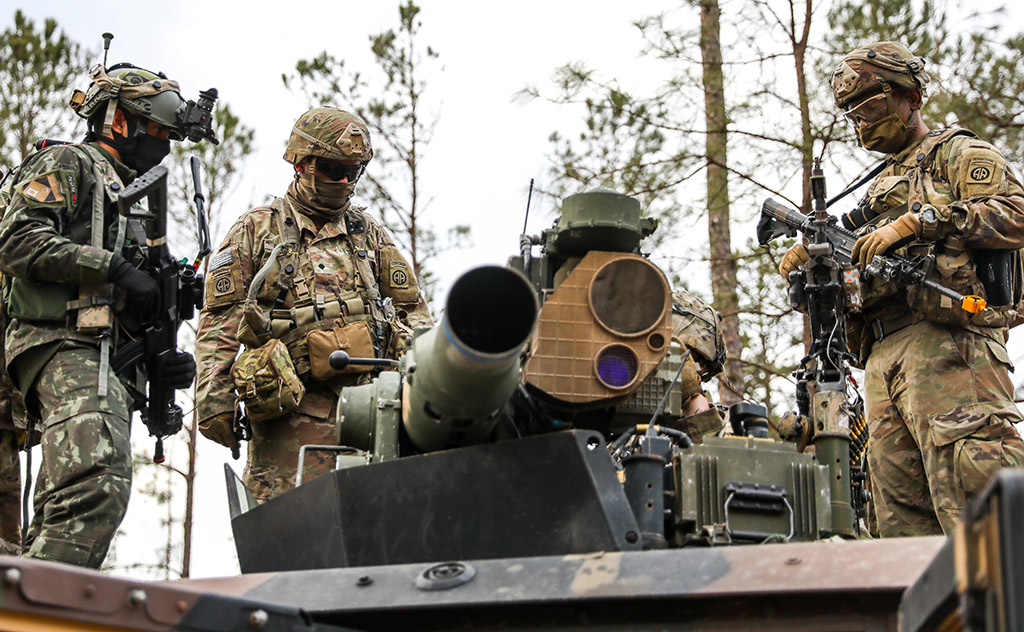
[244,405,339,503]
[864,321,1024,537]
[0,429,21,554]
[22,345,132,568]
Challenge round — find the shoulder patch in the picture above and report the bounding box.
[204,243,247,308]
[209,248,234,272]
[19,173,65,205]
[389,259,410,289]
[966,157,996,185]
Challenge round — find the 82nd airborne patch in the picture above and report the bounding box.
[967,158,996,185]
[389,260,410,290]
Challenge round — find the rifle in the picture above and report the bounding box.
[757,197,987,315]
[111,164,209,462]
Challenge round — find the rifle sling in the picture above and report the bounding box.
[826,160,889,209]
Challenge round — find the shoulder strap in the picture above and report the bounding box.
[343,208,380,301]
[918,128,976,168]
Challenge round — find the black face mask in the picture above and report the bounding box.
[122,131,171,175]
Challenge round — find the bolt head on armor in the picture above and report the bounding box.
[283,107,374,166]
[831,41,929,111]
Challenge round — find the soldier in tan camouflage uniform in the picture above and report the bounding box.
[780,42,1024,536]
[196,107,431,502]
[0,64,202,567]
[670,289,729,441]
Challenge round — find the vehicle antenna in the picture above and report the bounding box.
[522,178,534,234]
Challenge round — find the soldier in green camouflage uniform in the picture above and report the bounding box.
[0,64,202,567]
[780,42,1024,536]
[196,107,431,502]
[0,367,23,555]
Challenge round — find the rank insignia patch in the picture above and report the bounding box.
[20,173,64,204]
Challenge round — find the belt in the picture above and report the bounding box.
[870,312,920,343]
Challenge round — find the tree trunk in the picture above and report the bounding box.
[699,0,745,405]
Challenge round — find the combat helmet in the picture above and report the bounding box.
[671,290,725,380]
[70,64,188,139]
[283,107,374,166]
[831,42,930,110]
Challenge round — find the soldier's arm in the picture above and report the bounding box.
[0,147,111,285]
[195,217,255,424]
[928,137,1024,249]
[369,220,433,328]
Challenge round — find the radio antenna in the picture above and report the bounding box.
[102,32,114,66]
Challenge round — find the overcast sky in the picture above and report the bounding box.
[4,0,1023,578]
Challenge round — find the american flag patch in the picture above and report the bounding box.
[209,248,234,271]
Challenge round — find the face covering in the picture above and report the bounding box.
[289,171,357,220]
[855,94,919,154]
[122,132,171,174]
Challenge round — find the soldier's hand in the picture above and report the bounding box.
[778,244,809,280]
[109,254,158,313]
[199,412,241,454]
[852,212,922,267]
[164,351,197,390]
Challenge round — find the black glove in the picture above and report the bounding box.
[108,254,158,314]
[164,350,197,390]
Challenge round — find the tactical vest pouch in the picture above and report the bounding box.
[231,339,305,422]
[307,320,376,380]
[70,284,114,333]
[4,277,75,322]
[907,250,983,328]
[865,176,909,227]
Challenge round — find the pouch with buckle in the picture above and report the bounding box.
[230,339,305,422]
[307,320,377,380]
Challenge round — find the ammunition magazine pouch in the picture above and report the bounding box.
[230,339,305,422]
[69,284,114,334]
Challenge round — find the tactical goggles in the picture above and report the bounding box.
[843,92,889,126]
[315,158,365,182]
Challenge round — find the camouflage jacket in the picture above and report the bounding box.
[849,127,1024,359]
[195,190,432,423]
[0,142,135,382]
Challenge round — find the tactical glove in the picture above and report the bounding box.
[852,212,923,267]
[778,244,810,279]
[199,412,240,453]
[164,351,197,390]
[108,254,158,314]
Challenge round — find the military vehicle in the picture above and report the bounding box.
[0,189,1018,631]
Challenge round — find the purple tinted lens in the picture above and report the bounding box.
[597,354,633,387]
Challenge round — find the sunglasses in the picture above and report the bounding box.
[316,159,365,182]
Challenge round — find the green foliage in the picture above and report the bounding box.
[0,10,87,171]
[736,237,802,414]
[284,0,467,303]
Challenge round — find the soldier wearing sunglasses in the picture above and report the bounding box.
[195,107,431,501]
